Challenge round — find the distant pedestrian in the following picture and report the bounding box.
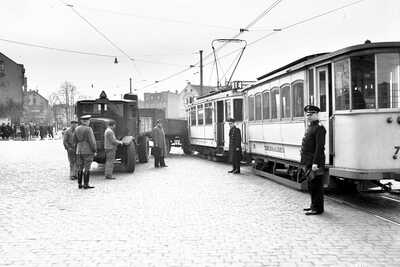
[228,118,242,174]
[39,125,46,140]
[301,105,326,216]
[63,120,78,180]
[5,123,11,140]
[151,120,167,168]
[73,115,96,189]
[104,121,123,179]
[20,124,26,140]
[48,125,54,139]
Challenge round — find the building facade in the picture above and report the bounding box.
[143,90,181,119]
[0,53,27,123]
[178,82,217,118]
[22,90,52,125]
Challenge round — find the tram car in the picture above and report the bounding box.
[187,87,245,159]
[188,41,400,192]
[244,41,400,191]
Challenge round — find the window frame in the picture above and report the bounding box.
[197,104,204,125]
[248,95,255,121]
[254,93,262,121]
[270,87,280,120]
[292,79,305,118]
[279,83,291,120]
[262,90,270,121]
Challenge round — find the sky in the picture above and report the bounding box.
[1,0,400,101]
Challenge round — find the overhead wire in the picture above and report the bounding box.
[140,0,368,90]
[142,0,284,89]
[75,4,240,31]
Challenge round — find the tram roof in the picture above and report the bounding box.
[246,41,400,90]
[196,87,242,100]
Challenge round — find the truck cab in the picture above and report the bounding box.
[75,91,149,172]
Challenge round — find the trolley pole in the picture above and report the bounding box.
[200,50,203,96]
[129,77,132,94]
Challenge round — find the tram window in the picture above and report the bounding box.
[377,53,400,108]
[308,69,315,105]
[197,104,204,125]
[334,59,350,110]
[255,94,262,120]
[280,85,290,118]
[271,87,279,119]
[233,99,243,121]
[190,107,196,126]
[351,55,375,109]
[262,91,270,120]
[248,96,255,121]
[292,81,304,117]
[225,100,232,121]
[318,72,327,112]
[205,103,213,124]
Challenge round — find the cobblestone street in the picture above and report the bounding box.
[0,140,400,266]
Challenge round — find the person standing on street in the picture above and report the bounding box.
[104,121,123,179]
[63,120,78,180]
[228,118,242,174]
[152,120,167,168]
[301,105,326,216]
[73,115,96,189]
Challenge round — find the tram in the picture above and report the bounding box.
[188,41,400,191]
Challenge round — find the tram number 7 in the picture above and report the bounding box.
[393,146,400,159]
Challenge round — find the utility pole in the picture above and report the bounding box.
[129,77,132,94]
[199,50,203,96]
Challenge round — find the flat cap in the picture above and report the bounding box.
[70,120,78,123]
[80,114,92,120]
[227,118,236,123]
[304,105,320,113]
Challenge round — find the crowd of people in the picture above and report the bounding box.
[0,122,55,140]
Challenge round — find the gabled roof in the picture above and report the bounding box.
[0,52,22,66]
[181,83,216,96]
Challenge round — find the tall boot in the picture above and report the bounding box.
[83,171,94,189]
[77,171,83,189]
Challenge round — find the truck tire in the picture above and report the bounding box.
[124,142,136,173]
[138,136,149,163]
[181,135,192,155]
[166,137,171,154]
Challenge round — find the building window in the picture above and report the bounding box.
[197,104,204,125]
[280,84,290,118]
[190,107,196,126]
[255,93,262,120]
[248,96,255,121]
[351,55,375,109]
[271,87,279,119]
[33,98,37,105]
[233,98,243,121]
[292,80,304,117]
[262,91,270,120]
[377,53,400,108]
[0,61,5,77]
[334,59,350,110]
[205,103,213,124]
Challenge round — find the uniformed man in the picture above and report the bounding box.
[63,120,79,180]
[73,115,97,189]
[228,118,242,174]
[104,121,123,179]
[301,105,326,215]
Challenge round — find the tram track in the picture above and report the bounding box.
[326,191,400,226]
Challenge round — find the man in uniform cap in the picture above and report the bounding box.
[300,105,326,215]
[228,118,242,174]
[63,119,79,180]
[73,115,97,189]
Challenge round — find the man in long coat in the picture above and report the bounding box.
[73,115,97,189]
[301,105,326,215]
[228,118,242,174]
[152,120,167,168]
[63,120,78,180]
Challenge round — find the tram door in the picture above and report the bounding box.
[316,66,331,164]
[216,101,224,146]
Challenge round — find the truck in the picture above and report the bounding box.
[138,108,191,155]
[75,91,150,173]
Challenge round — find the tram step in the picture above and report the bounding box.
[274,168,289,174]
[215,153,225,157]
